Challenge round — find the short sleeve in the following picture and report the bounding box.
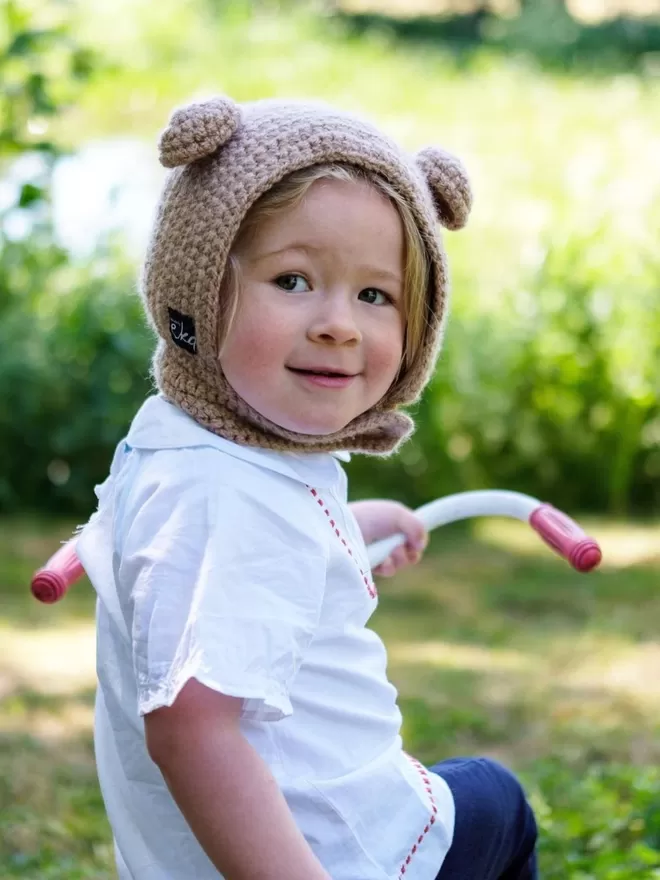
[117,449,328,721]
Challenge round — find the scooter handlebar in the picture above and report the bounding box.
[366,491,601,572]
[31,541,84,604]
[529,503,602,573]
[31,491,602,603]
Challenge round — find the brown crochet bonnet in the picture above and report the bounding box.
[140,95,472,454]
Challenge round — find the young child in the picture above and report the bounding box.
[77,95,538,880]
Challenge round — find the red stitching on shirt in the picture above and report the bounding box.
[308,487,377,599]
[398,755,438,878]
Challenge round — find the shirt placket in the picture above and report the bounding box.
[307,486,377,601]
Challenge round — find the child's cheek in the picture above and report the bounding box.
[368,325,404,390]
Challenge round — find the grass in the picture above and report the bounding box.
[1,516,659,877]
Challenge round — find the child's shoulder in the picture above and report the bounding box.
[116,395,343,535]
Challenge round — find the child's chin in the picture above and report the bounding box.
[280,415,353,437]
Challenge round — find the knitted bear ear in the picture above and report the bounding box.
[416,146,472,231]
[159,96,241,169]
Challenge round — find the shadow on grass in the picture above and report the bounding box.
[333,7,660,74]
[375,522,660,645]
[397,663,660,765]
[1,685,97,714]
[371,523,660,780]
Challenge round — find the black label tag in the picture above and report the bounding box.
[168,308,197,355]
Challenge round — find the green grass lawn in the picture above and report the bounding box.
[1,516,660,878]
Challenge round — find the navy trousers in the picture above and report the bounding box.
[431,758,539,880]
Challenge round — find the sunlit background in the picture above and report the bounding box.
[2,0,660,876]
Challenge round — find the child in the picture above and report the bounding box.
[77,95,538,880]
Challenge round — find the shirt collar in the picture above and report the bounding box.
[125,395,348,489]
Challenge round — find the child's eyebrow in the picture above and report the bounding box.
[251,243,317,261]
[366,266,403,285]
[250,243,403,285]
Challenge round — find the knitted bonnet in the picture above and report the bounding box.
[141,95,472,454]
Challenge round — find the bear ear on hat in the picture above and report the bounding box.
[158,96,241,169]
[416,146,472,231]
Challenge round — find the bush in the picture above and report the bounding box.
[0,236,152,514]
[349,224,660,515]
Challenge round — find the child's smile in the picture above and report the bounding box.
[218,178,406,435]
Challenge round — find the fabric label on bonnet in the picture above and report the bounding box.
[168,307,197,354]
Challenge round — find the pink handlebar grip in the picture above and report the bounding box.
[31,540,84,604]
[529,504,601,572]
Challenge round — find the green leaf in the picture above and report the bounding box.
[18,183,44,208]
[6,28,56,58]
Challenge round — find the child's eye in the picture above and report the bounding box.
[275,273,310,293]
[359,288,391,306]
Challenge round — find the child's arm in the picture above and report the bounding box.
[145,679,331,880]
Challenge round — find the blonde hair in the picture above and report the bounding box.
[218,164,431,380]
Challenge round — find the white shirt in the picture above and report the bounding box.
[77,395,454,880]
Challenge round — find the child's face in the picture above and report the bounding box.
[218,179,406,435]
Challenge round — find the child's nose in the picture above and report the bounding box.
[307,297,362,345]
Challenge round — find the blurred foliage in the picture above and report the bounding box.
[337,0,660,73]
[1,0,96,156]
[0,237,152,512]
[1,0,659,516]
[530,760,660,878]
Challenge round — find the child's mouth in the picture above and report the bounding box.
[287,367,356,388]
